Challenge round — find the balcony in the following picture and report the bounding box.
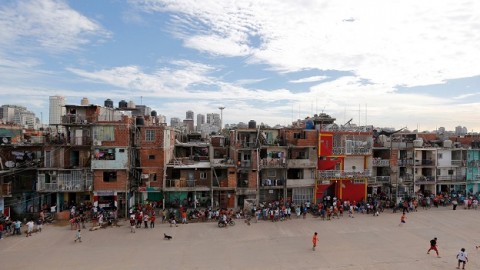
[375,176,391,183]
[165,178,210,190]
[287,159,316,168]
[0,183,12,197]
[372,159,390,166]
[260,178,284,187]
[398,159,414,166]
[415,175,435,182]
[62,114,95,125]
[211,158,234,167]
[451,160,465,167]
[286,178,315,187]
[318,170,371,180]
[437,175,465,182]
[414,159,434,166]
[37,171,93,192]
[259,158,286,169]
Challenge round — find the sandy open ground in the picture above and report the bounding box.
[1,207,479,270]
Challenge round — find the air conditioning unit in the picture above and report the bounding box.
[93,140,102,146]
[141,174,150,179]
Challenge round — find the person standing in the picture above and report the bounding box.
[427,237,440,257]
[456,248,468,269]
[312,232,318,251]
[25,220,34,237]
[74,229,82,243]
[399,213,406,226]
[129,217,136,233]
[0,222,4,239]
[36,218,43,232]
[150,214,156,228]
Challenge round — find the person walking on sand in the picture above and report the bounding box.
[456,248,468,269]
[312,232,318,251]
[399,213,406,226]
[427,237,440,257]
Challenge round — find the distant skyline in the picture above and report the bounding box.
[0,0,479,131]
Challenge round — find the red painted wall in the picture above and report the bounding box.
[316,180,366,202]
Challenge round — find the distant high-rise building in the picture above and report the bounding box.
[49,96,66,130]
[196,114,205,131]
[170,117,181,128]
[455,125,468,136]
[0,104,37,128]
[183,119,194,134]
[207,113,221,128]
[186,110,194,120]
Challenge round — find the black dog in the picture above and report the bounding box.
[164,233,172,240]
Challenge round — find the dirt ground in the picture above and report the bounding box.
[1,206,479,270]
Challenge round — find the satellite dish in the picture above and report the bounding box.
[5,161,15,168]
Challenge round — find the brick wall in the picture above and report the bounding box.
[93,170,128,191]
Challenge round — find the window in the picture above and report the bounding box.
[437,153,443,159]
[93,126,115,141]
[200,172,207,179]
[146,130,155,141]
[94,148,116,160]
[268,170,276,177]
[354,179,364,184]
[148,155,155,160]
[103,171,117,182]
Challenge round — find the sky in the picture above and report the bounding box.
[0,0,479,132]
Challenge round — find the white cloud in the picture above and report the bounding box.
[133,0,480,88]
[0,0,109,52]
[289,76,329,83]
[453,92,480,100]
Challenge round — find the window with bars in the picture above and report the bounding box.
[146,130,155,141]
[292,188,313,205]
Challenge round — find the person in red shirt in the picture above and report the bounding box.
[150,214,156,228]
[312,232,318,251]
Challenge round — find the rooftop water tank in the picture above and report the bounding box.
[136,116,145,126]
[151,110,157,117]
[127,100,135,108]
[104,99,113,108]
[443,140,452,148]
[119,100,128,109]
[248,120,256,129]
[305,119,314,129]
[80,97,89,105]
[413,138,424,147]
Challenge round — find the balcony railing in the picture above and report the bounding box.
[260,178,284,187]
[211,158,234,166]
[375,176,391,182]
[398,159,414,166]
[259,158,286,169]
[165,179,210,188]
[62,115,96,125]
[414,160,434,166]
[437,175,465,182]
[287,159,316,168]
[372,159,390,166]
[451,160,464,166]
[415,175,435,182]
[318,170,371,180]
[37,171,93,192]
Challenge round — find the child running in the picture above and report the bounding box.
[74,229,82,243]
